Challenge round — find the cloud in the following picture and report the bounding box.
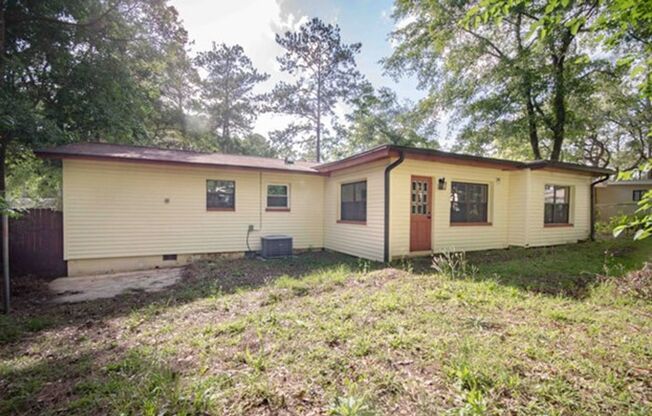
[169,0,309,135]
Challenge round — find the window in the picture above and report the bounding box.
[411,179,429,215]
[267,184,289,209]
[340,181,367,222]
[450,182,489,223]
[633,190,647,202]
[544,185,570,224]
[206,180,235,210]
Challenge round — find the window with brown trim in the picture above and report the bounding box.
[633,189,647,202]
[341,181,367,222]
[544,185,570,224]
[207,180,235,210]
[450,182,488,223]
[267,184,289,209]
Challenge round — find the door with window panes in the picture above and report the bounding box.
[410,176,432,252]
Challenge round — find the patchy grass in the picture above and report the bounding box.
[1,241,651,415]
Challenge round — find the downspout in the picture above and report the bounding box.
[590,174,610,241]
[384,150,405,263]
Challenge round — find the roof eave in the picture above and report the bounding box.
[35,150,325,176]
[526,161,614,176]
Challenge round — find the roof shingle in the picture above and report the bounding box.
[35,142,320,174]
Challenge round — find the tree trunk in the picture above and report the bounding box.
[515,13,541,160]
[0,1,6,197]
[0,142,5,199]
[549,32,572,161]
[316,82,321,163]
[550,53,565,161]
[524,84,542,160]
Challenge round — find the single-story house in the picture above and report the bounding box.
[36,143,612,276]
[595,179,652,220]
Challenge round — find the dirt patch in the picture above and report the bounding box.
[49,267,185,303]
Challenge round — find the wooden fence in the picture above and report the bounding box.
[7,209,66,278]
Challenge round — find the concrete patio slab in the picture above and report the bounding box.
[49,267,185,303]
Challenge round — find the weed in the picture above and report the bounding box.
[329,382,374,416]
[393,257,414,273]
[357,258,372,274]
[432,250,478,279]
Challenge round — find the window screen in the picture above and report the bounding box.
[341,181,367,222]
[267,184,289,208]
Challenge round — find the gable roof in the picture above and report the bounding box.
[36,142,614,176]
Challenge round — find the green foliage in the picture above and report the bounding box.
[614,162,652,240]
[195,43,269,152]
[6,149,61,206]
[0,0,194,206]
[328,381,374,416]
[266,18,364,162]
[333,82,438,158]
[386,0,644,167]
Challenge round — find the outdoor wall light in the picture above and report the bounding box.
[438,177,447,190]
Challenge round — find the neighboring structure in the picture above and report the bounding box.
[595,179,652,221]
[37,143,612,276]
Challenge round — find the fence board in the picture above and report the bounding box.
[8,209,66,278]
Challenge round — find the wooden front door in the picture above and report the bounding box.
[410,176,432,252]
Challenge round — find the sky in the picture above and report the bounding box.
[168,0,428,140]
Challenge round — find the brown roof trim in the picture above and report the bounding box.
[524,160,613,175]
[315,145,614,176]
[36,142,615,177]
[315,146,399,173]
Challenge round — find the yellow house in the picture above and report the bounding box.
[595,179,652,221]
[37,143,612,276]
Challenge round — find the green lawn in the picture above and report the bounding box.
[1,239,651,415]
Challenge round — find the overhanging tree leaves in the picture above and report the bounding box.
[266,17,364,162]
[384,0,612,161]
[334,82,438,157]
[195,43,269,153]
[0,0,189,200]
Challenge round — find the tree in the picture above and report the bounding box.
[195,43,269,154]
[155,40,200,141]
[0,0,189,201]
[238,133,278,158]
[267,18,364,162]
[384,0,613,161]
[561,78,651,170]
[334,82,438,157]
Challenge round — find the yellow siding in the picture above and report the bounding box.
[389,159,511,257]
[63,156,598,272]
[507,170,529,246]
[323,160,387,262]
[63,160,324,261]
[526,170,592,246]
